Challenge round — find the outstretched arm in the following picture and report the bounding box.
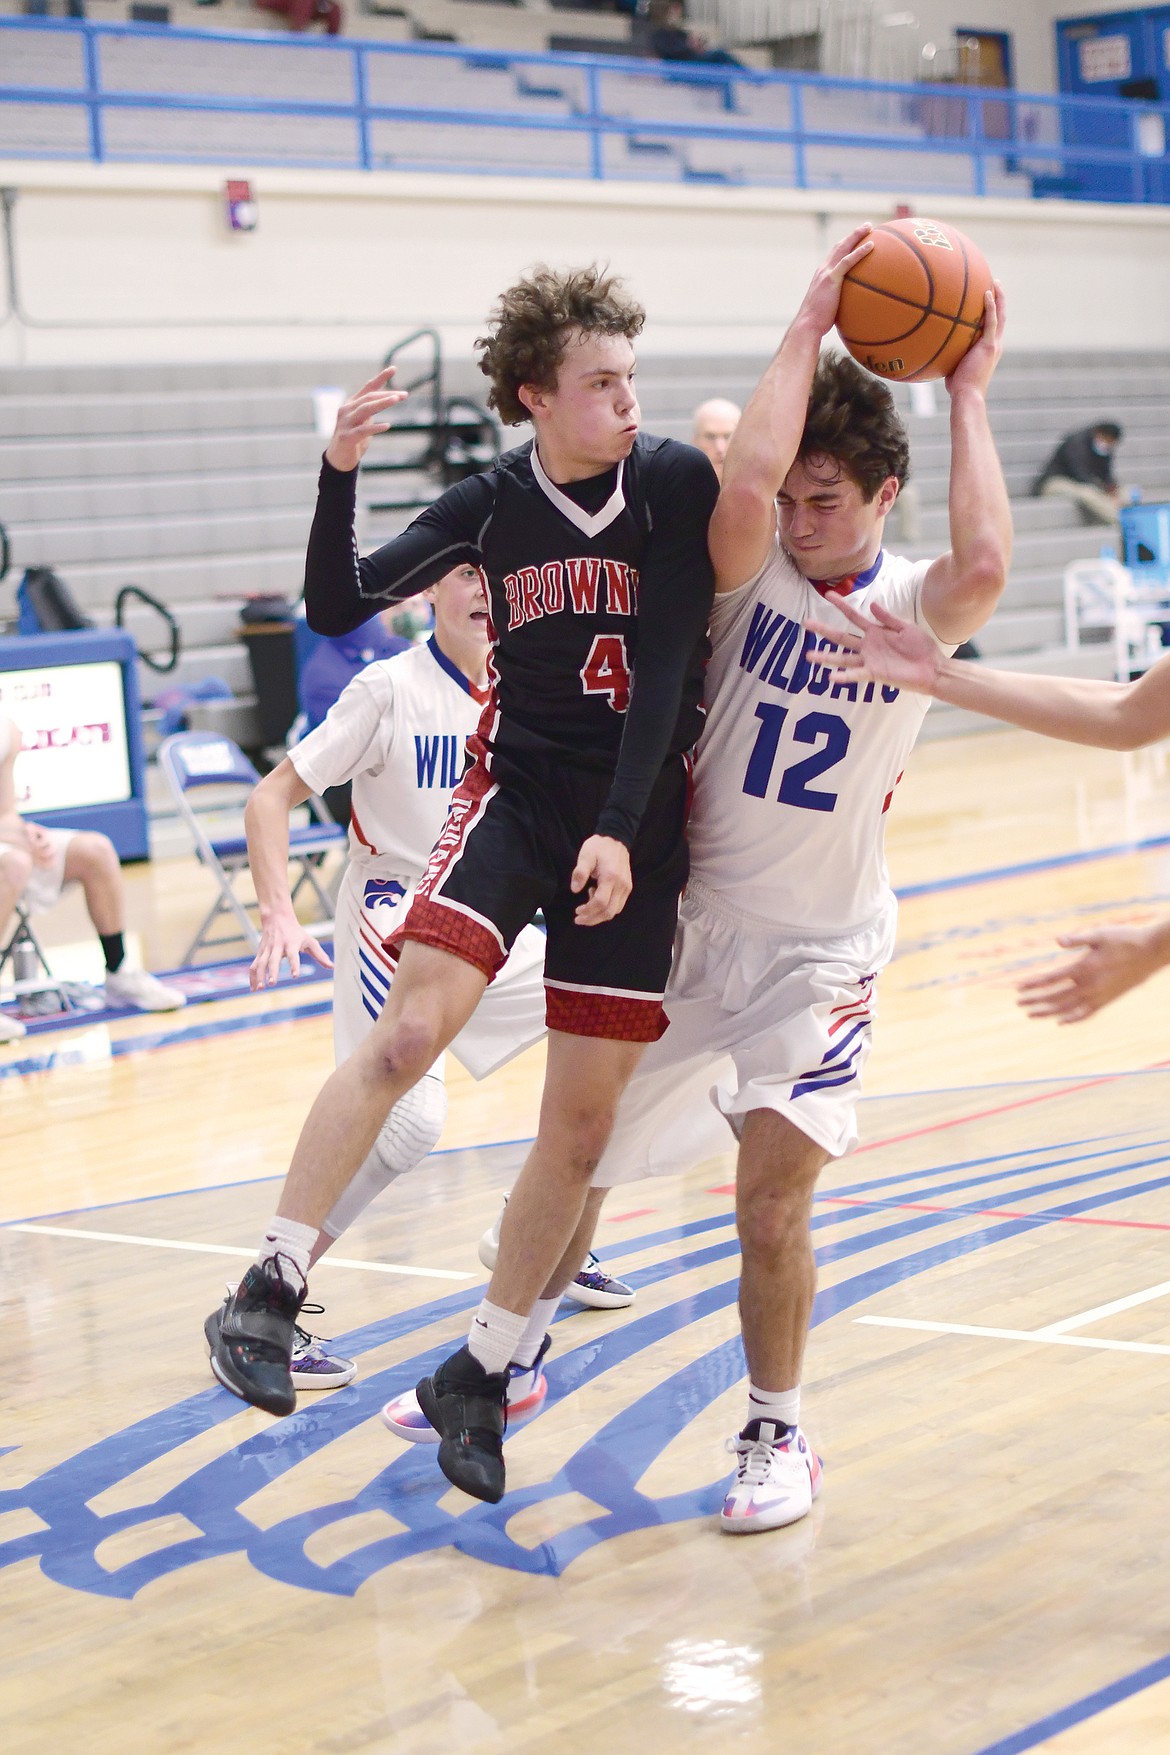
[245,760,334,989]
[919,284,1012,644]
[1017,921,1170,1023]
[304,366,490,637]
[708,225,874,594]
[806,592,1170,751]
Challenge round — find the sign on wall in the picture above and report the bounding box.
[1078,34,1134,82]
[0,661,132,813]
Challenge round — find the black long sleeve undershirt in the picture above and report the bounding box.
[303,461,490,635]
[594,445,716,845]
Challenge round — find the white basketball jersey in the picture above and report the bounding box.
[687,534,945,935]
[290,637,488,883]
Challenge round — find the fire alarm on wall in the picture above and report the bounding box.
[225,180,258,233]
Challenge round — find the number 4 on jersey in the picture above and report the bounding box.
[580,634,630,713]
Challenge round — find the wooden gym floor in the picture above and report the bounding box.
[3,727,1170,1755]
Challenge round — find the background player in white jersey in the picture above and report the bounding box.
[582,228,1012,1532]
[216,562,633,1411]
[805,589,1170,1026]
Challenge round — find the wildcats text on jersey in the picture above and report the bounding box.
[414,733,465,790]
[739,601,900,705]
[502,558,638,631]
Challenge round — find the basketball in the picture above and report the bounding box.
[835,217,993,382]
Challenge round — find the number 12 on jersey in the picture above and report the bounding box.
[743,702,851,812]
[580,634,630,713]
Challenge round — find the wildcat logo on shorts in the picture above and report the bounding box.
[363,877,406,907]
[911,222,954,251]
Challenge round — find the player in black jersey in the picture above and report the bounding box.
[207,267,718,1499]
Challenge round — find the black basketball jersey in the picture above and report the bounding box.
[305,434,718,845]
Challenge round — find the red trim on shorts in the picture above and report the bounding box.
[381,746,504,978]
[358,915,396,971]
[414,742,496,900]
[386,895,503,981]
[545,984,668,1043]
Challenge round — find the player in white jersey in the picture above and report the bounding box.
[392,228,1014,1529]
[583,228,1011,1533]
[209,562,631,1408]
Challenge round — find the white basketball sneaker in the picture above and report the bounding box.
[382,1335,550,1442]
[478,1198,635,1308]
[104,966,186,1013]
[477,1201,505,1273]
[720,1419,823,1534]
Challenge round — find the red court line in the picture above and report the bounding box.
[850,1059,1170,1158]
[821,1195,1170,1234]
[705,1060,1170,1202]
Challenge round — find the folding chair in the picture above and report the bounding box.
[0,899,78,1012]
[158,731,347,965]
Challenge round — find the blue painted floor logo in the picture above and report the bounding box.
[3,1131,1168,1599]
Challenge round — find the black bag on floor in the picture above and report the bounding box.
[17,566,96,634]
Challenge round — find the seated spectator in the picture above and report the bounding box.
[1032,421,1125,526]
[254,0,342,37]
[648,0,744,67]
[0,714,185,1042]
[691,396,740,481]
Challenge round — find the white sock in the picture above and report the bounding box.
[255,1216,316,1288]
[467,1299,528,1377]
[513,1297,559,1370]
[746,1381,801,1432]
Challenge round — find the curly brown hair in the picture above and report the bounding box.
[798,351,910,500]
[475,265,646,426]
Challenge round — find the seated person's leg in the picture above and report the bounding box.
[0,845,33,1042]
[58,830,185,1012]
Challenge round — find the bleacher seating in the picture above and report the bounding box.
[3,347,1169,765]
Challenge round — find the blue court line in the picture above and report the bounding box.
[971,1654,1170,1755]
[2,837,1166,1081]
[0,995,334,1081]
[895,831,1170,899]
[5,1149,1165,1601]
[1,831,1164,1081]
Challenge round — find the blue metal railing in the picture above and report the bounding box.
[2,16,1169,202]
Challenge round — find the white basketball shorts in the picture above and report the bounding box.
[592,878,898,1187]
[20,827,77,915]
[331,859,547,1080]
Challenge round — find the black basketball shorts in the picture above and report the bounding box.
[389,737,691,1042]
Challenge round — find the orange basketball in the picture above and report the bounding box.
[835,217,992,382]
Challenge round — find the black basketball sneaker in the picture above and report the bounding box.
[204,1256,307,1417]
[415,1345,510,1503]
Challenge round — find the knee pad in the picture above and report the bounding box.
[320,1076,447,1241]
[373,1073,447,1179]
